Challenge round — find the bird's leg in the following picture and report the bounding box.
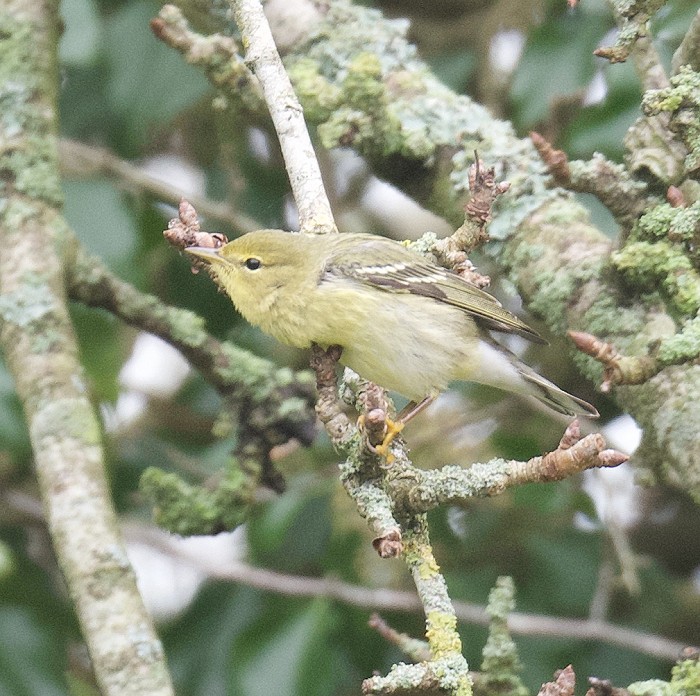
[373,395,436,458]
[396,396,436,423]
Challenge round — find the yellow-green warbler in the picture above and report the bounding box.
[186,230,598,425]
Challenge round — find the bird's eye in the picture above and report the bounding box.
[245,258,261,270]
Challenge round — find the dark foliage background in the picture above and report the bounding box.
[1,0,698,694]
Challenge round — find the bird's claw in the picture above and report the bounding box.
[358,414,404,463]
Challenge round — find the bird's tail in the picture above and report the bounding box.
[474,339,599,418]
[516,364,599,418]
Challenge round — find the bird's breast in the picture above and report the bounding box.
[307,281,480,401]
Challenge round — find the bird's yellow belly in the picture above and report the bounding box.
[306,287,480,402]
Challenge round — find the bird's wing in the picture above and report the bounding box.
[323,237,546,344]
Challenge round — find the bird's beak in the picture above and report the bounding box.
[184,246,222,263]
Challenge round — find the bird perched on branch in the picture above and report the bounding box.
[186,230,597,448]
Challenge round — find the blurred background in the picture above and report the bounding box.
[1,0,699,694]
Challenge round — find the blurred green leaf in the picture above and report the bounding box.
[0,366,31,463]
[59,0,101,66]
[104,1,209,150]
[0,546,75,696]
[63,179,138,276]
[511,7,612,128]
[564,60,641,160]
[59,65,114,143]
[520,530,600,614]
[426,49,476,93]
[247,477,333,572]
[0,539,15,580]
[241,599,334,696]
[164,584,262,696]
[0,607,68,696]
[69,304,123,403]
[653,0,700,69]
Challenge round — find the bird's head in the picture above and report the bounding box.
[185,229,313,319]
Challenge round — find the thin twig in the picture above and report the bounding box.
[229,0,336,233]
[133,528,691,663]
[568,331,658,392]
[59,139,259,234]
[530,133,650,230]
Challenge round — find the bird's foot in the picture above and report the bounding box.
[372,417,405,462]
[357,414,405,463]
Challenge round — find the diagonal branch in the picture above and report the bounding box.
[65,235,317,447]
[229,0,336,233]
[58,139,259,234]
[0,1,174,694]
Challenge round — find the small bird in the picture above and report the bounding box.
[186,230,598,433]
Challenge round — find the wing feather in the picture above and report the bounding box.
[322,237,546,344]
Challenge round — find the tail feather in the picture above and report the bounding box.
[519,369,599,418]
[474,337,599,418]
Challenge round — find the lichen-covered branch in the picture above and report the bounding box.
[229,0,336,233]
[368,614,432,663]
[502,197,700,497]
[152,3,263,111]
[568,331,659,392]
[474,577,527,696]
[672,8,700,73]
[427,158,507,288]
[642,66,700,176]
[530,133,652,231]
[161,0,700,498]
[152,1,698,691]
[58,139,260,234]
[362,518,472,695]
[0,1,174,693]
[134,527,691,662]
[402,520,468,665]
[594,0,667,73]
[65,236,317,445]
[309,345,404,557]
[391,421,625,513]
[309,343,628,692]
[64,230,317,531]
[255,0,700,496]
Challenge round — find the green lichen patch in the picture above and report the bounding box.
[163,306,207,348]
[642,66,700,174]
[633,201,700,268]
[425,610,461,657]
[31,397,102,448]
[0,13,63,207]
[628,654,700,696]
[315,51,411,161]
[628,679,673,696]
[287,57,341,123]
[669,656,700,695]
[140,463,253,536]
[657,316,700,365]
[612,240,700,317]
[475,576,529,696]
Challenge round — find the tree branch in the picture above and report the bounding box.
[672,8,700,73]
[64,231,318,526]
[229,0,336,233]
[132,526,691,663]
[0,1,174,693]
[58,139,259,234]
[65,235,316,445]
